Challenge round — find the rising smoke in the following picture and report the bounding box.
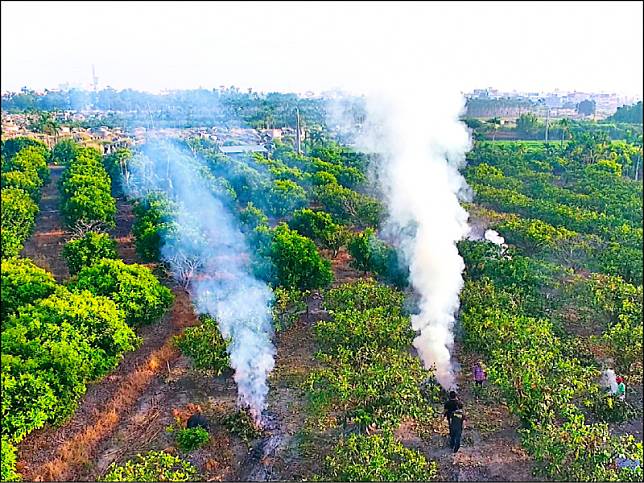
[601,369,618,394]
[126,139,275,422]
[344,83,472,390]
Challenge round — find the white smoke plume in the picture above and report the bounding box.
[346,83,472,390]
[484,229,505,246]
[601,369,618,394]
[126,139,275,422]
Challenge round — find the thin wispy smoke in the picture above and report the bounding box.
[126,139,275,422]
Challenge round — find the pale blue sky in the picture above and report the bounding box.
[2,1,642,97]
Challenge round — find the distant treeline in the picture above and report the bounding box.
[1,88,342,129]
[607,101,643,124]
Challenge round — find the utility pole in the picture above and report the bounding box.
[91,64,99,110]
[544,106,550,143]
[295,107,302,155]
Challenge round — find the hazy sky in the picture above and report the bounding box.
[2,1,642,97]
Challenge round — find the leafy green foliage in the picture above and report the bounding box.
[70,258,174,327]
[223,409,263,443]
[272,287,307,332]
[347,229,408,287]
[267,179,307,217]
[1,169,43,201]
[459,230,642,480]
[308,348,431,429]
[102,148,132,193]
[465,139,643,282]
[59,146,116,228]
[132,193,176,262]
[522,414,643,482]
[174,427,210,452]
[4,146,49,183]
[314,182,383,228]
[1,437,21,482]
[62,231,118,275]
[1,257,57,320]
[323,430,438,482]
[175,315,230,374]
[289,208,349,256]
[268,224,333,290]
[315,306,413,357]
[308,281,433,431]
[2,288,138,436]
[608,101,643,124]
[1,354,57,443]
[1,143,50,259]
[1,137,48,162]
[51,139,80,166]
[1,187,39,258]
[103,451,199,482]
[239,202,268,233]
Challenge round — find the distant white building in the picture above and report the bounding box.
[219,144,267,155]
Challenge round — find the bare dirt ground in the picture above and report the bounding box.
[21,164,69,281]
[110,195,140,265]
[396,349,536,482]
[327,247,363,286]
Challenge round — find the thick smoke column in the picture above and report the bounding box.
[126,139,275,422]
[354,85,472,390]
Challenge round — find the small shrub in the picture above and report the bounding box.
[70,259,174,327]
[175,426,210,452]
[223,409,263,443]
[268,224,333,290]
[272,287,307,332]
[175,315,230,374]
[103,451,198,482]
[323,430,438,481]
[62,231,118,275]
[1,257,57,320]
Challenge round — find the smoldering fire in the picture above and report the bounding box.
[125,139,275,423]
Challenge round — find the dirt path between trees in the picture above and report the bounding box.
[395,347,535,481]
[110,195,140,265]
[21,164,69,281]
[16,289,199,481]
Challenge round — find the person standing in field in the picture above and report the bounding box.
[473,361,487,388]
[443,390,462,424]
[449,407,465,453]
[616,376,626,401]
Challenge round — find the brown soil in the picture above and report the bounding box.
[110,195,140,264]
[327,247,362,286]
[21,164,70,281]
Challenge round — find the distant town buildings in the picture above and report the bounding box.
[465,87,639,119]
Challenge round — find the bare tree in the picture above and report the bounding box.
[71,219,108,238]
[167,251,203,289]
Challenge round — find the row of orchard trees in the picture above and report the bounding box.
[1,138,50,258]
[465,139,643,284]
[1,139,174,482]
[459,132,642,481]
[123,137,400,294]
[114,133,443,479]
[458,240,642,481]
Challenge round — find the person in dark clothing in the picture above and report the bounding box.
[443,390,462,424]
[449,408,464,453]
[187,413,209,431]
